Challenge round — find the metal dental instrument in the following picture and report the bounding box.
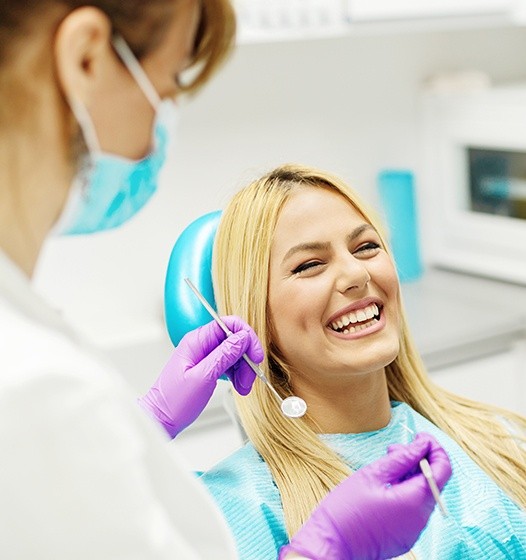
[400,423,448,517]
[184,278,307,418]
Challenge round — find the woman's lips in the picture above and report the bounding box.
[327,306,386,340]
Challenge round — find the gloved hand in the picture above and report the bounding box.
[279,432,452,560]
[138,316,264,438]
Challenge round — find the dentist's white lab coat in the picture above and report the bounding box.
[0,250,237,560]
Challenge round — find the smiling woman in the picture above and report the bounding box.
[200,163,526,560]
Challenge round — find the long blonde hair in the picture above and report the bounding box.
[213,163,526,537]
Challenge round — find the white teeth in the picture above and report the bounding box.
[345,318,375,333]
[330,303,380,331]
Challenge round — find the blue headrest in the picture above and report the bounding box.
[164,210,221,346]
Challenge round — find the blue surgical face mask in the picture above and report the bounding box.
[56,36,178,236]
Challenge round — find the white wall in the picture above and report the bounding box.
[34,24,526,383]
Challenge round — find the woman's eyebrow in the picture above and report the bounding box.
[282,223,376,264]
[347,223,376,241]
[282,241,330,263]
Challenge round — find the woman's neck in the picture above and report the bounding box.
[298,370,392,434]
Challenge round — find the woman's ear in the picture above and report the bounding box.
[53,6,113,105]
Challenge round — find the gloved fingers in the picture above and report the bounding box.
[178,317,264,364]
[386,443,420,481]
[425,437,453,491]
[375,434,434,483]
[221,315,255,333]
[386,443,405,454]
[222,316,264,364]
[225,361,257,396]
[208,316,263,394]
[175,321,226,368]
[190,329,253,384]
[387,433,445,459]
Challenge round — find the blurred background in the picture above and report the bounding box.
[34,0,526,470]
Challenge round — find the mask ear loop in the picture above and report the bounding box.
[68,35,161,154]
[66,97,101,202]
[111,35,161,110]
[69,97,101,155]
[52,94,97,235]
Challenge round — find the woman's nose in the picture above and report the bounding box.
[335,253,371,294]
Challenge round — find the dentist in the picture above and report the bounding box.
[0,1,451,559]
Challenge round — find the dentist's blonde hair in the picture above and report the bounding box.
[213,163,526,538]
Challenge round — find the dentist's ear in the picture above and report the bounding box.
[53,6,113,105]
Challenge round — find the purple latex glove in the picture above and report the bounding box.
[279,432,452,560]
[138,316,263,438]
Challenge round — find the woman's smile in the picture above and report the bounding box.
[326,296,386,340]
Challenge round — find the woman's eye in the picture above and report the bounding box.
[292,261,323,275]
[355,242,381,255]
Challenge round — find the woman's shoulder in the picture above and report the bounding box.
[200,443,269,488]
[199,442,280,506]
[199,442,287,557]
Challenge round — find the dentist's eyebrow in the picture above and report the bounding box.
[282,223,376,264]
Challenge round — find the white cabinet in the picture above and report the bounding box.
[348,0,515,22]
[233,0,523,44]
[429,343,526,416]
[234,0,349,43]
